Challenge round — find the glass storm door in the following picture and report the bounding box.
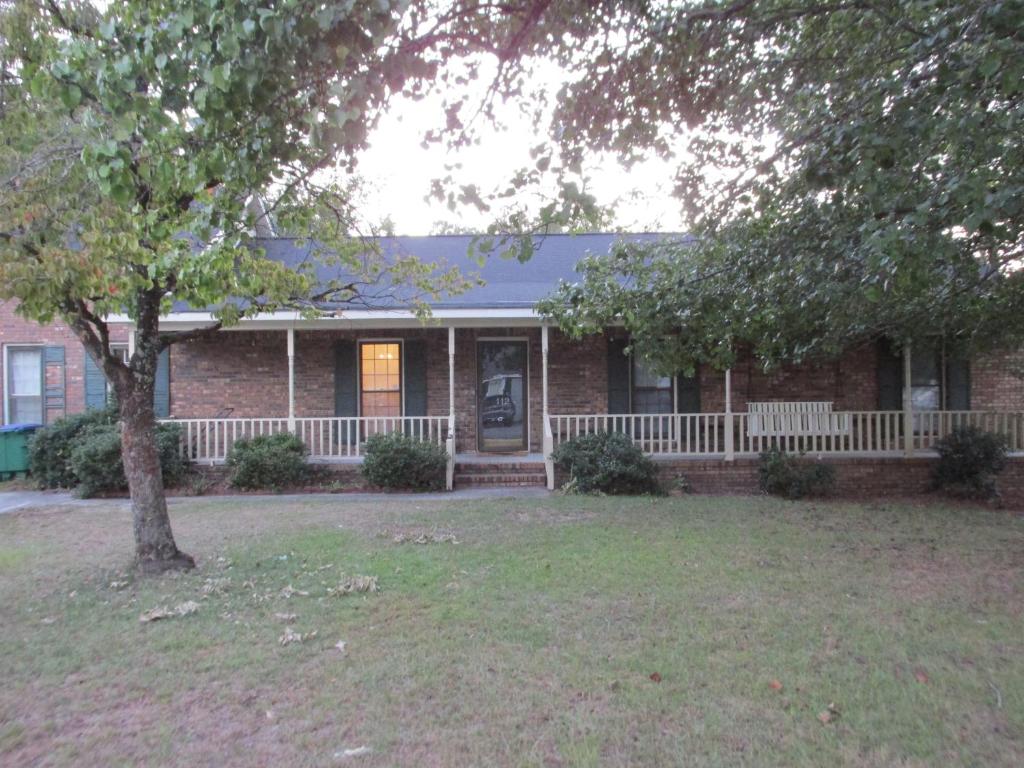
[478,340,528,452]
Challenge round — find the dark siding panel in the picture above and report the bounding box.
[676,369,701,413]
[404,340,427,417]
[947,356,971,410]
[153,348,170,418]
[607,338,630,414]
[84,350,107,410]
[877,339,903,410]
[334,340,358,417]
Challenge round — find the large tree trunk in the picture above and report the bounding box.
[119,376,194,574]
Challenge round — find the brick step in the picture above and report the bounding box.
[454,463,546,475]
[456,477,547,488]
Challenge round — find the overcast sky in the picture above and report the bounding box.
[353,82,688,236]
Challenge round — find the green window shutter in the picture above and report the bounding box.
[946,355,971,410]
[403,339,427,417]
[334,340,358,417]
[877,338,903,410]
[676,368,701,413]
[153,347,170,418]
[607,337,631,414]
[43,346,65,422]
[84,349,107,410]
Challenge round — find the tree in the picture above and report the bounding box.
[0,0,547,572]
[527,1,1024,372]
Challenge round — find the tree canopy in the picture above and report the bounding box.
[533,0,1024,371]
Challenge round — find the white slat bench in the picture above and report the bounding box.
[747,401,850,437]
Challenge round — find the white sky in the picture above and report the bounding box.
[353,83,688,236]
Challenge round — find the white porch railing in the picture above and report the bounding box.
[547,410,1024,458]
[162,415,453,469]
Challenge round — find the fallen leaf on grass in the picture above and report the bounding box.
[327,575,379,596]
[914,668,929,684]
[769,679,784,691]
[201,577,231,596]
[279,626,317,646]
[280,584,310,599]
[139,601,199,623]
[334,640,347,654]
[274,612,298,622]
[40,616,58,625]
[817,702,840,724]
[649,672,662,683]
[334,746,372,759]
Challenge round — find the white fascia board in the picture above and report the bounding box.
[107,307,545,331]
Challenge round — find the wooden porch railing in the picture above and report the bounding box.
[161,415,452,465]
[547,410,1024,458]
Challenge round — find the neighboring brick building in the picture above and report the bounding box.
[3,234,1023,493]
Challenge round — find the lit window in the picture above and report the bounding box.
[360,342,401,417]
[6,347,43,425]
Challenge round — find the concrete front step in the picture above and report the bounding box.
[453,462,546,475]
[454,473,547,487]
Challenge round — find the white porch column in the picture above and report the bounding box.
[287,327,296,431]
[541,325,550,418]
[542,325,554,489]
[724,367,735,461]
[127,329,136,360]
[448,326,456,417]
[903,343,913,457]
[446,326,456,490]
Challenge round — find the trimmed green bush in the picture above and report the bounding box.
[551,431,662,495]
[226,432,309,490]
[66,421,188,498]
[932,425,1007,499]
[28,404,118,488]
[758,448,836,500]
[361,432,447,491]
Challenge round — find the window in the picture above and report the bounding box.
[632,358,673,414]
[910,352,940,412]
[360,342,401,417]
[106,345,130,399]
[6,347,43,425]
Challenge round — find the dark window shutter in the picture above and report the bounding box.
[334,340,358,417]
[676,368,701,413]
[946,355,970,410]
[877,339,903,410]
[607,337,631,414]
[43,346,65,423]
[404,339,427,417]
[153,347,170,418]
[84,349,107,410]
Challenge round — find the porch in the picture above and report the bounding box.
[151,321,1024,490]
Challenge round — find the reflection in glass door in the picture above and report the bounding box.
[478,340,527,452]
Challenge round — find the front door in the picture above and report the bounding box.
[477,340,528,452]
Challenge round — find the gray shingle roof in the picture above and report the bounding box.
[170,232,689,313]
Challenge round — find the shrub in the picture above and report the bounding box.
[28,404,117,488]
[758,448,836,500]
[67,421,188,498]
[931,425,1007,499]
[226,432,309,490]
[361,432,447,491]
[551,431,662,495]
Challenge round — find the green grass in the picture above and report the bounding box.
[0,494,1022,766]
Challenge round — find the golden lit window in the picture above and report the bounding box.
[360,342,401,417]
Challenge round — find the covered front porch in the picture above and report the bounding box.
[149,315,1024,490]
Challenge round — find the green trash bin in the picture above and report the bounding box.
[0,423,40,480]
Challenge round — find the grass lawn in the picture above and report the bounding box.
[0,493,1022,767]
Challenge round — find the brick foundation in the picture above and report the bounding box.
[650,455,1024,510]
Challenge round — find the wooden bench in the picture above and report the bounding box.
[746,401,850,437]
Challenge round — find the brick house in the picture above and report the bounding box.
[3,233,1023,493]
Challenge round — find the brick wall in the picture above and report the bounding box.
[0,300,129,424]
[650,455,1024,510]
[971,348,1024,410]
[700,342,881,412]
